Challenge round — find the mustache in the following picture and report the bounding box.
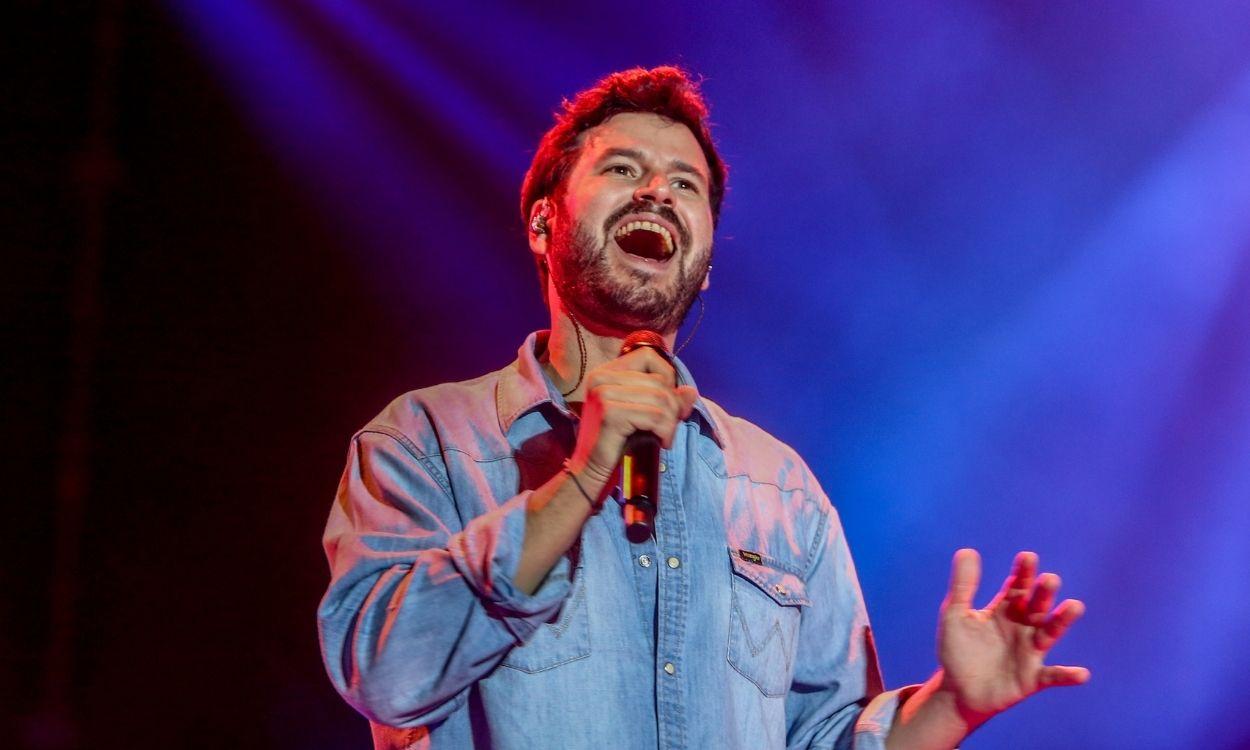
[602,201,690,249]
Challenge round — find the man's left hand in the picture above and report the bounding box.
[936,549,1089,725]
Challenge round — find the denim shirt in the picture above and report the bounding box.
[318,332,910,749]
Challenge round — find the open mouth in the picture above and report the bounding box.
[613,220,675,262]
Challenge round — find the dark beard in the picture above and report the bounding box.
[550,211,707,335]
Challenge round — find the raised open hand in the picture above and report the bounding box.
[936,549,1089,723]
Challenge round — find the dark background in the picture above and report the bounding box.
[6,3,419,746]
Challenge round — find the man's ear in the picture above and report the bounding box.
[528,198,552,257]
[700,263,711,292]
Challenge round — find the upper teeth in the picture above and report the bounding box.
[614,220,674,256]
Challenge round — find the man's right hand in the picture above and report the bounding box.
[566,346,699,490]
[515,346,698,594]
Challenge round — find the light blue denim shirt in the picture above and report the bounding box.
[318,332,912,749]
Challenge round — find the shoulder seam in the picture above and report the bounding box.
[357,426,454,500]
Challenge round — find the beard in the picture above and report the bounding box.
[549,202,710,335]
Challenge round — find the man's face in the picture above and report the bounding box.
[545,112,714,335]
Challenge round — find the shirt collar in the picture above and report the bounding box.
[496,330,723,445]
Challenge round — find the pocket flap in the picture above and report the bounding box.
[727,547,810,607]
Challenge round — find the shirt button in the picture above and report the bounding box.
[638,554,652,568]
[666,556,681,569]
[659,461,667,473]
[663,662,676,675]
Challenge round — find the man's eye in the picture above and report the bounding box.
[674,179,699,193]
[607,165,635,176]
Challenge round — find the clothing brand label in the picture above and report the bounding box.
[737,549,763,565]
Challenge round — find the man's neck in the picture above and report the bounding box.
[543,302,678,403]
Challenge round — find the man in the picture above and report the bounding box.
[318,67,1088,749]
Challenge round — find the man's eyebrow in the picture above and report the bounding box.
[669,159,708,183]
[597,147,647,164]
[597,147,708,183]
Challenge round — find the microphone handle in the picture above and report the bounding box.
[622,430,661,543]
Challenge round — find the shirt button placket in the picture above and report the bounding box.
[654,446,688,750]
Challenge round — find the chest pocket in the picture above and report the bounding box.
[499,554,591,673]
[726,547,809,697]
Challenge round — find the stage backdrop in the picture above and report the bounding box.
[11,1,1250,748]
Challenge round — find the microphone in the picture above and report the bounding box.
[619,331,671,543]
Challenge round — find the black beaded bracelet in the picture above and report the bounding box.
[561,460,600,510]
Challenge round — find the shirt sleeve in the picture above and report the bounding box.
[785,491,919,749]
[317,427,572,727]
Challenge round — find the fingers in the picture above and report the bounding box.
[1026,573,1060,625]
[594,383,682,416]
[1034,598,1085,651]
[573,347,700,470]
[606,346,678,386]
[592,379,683,443]
[599,397,681,448]
[944,548,982,612]
[586,368,674,392]
[585,365,699,448]
[993,550,1038,618]
[1038,664,1090,689]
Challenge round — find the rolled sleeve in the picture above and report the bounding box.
[447,490,572,644]
[851,685,923,748]
[318,428,575,726]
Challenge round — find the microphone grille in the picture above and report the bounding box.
[620,330,670,357]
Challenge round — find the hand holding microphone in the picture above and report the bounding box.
[565,331,698,539]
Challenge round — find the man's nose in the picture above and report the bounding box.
[633,173,673,205]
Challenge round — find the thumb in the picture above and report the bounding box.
[945,548,981,612]
[1037,665,1091,689]
[675,385,699,419]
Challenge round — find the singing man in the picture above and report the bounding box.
[317,66,1088,750]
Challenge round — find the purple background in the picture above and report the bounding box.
[9,1,1250,748]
